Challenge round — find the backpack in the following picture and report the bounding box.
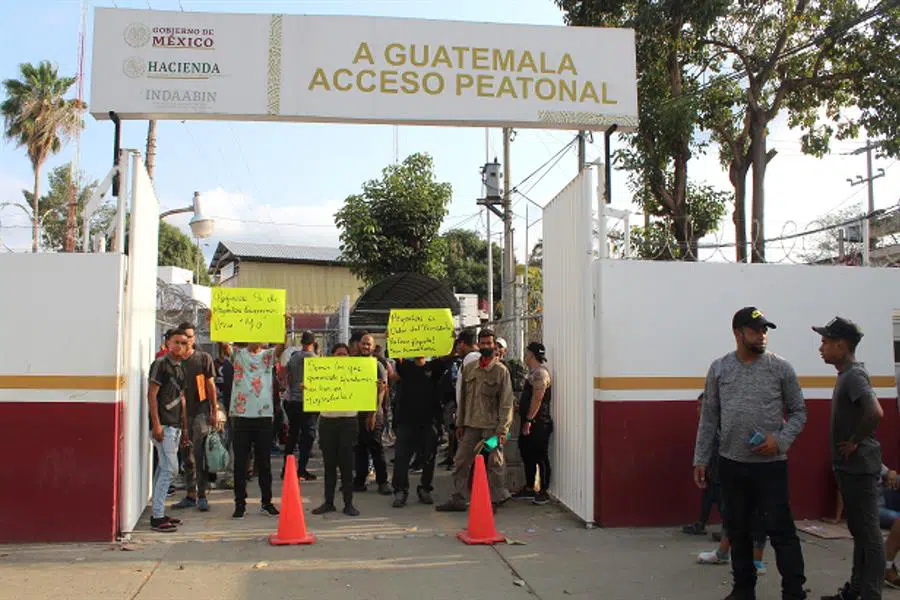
[205,431,229,473]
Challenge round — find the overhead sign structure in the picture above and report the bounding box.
[90,8,638,131]
[210,287,286,343]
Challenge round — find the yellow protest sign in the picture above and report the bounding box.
[387,308,455,359]
[210,288,286,343]
[303,357,378,412]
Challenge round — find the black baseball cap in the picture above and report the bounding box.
[812,317,863,343]
[526,342,547,362]
[732,307,777,330]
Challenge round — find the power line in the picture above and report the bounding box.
[508,136,578,195]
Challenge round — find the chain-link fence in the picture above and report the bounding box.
[156,277,211,351]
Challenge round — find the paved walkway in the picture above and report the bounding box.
[0,451,888,599]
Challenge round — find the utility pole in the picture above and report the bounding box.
[478,147,502,324]
[847,139,886,265]
[502,127,517,360]
[577,130,586,171]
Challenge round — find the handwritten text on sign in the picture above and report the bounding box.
[387,308,455,358]
[303,357,377,412]
[210,287,286,343]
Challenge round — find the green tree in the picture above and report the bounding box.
[20,163,114,252]
[439,228,501,303]
[158,221,211,285]
[1,61,85,253]
[702,0,900,262]
[335,153,452,285]
[627,183,731,260]
[555,0,730,260]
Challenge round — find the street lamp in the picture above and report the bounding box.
[160,191,215,284]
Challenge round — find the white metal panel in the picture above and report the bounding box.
[542,169,595,524]
[118,155,161,534]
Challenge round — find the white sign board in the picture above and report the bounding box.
[90,8,638,131]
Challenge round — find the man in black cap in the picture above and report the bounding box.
[693,307,808,600]
[815,317,884,600]
[514,342,553,505]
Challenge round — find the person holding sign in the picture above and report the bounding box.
[284,330,319,481]
[389,357,442,507]
[230,341,285,519]
[436,329,515,512]
[311,343,362,517]
[353,334,393,496]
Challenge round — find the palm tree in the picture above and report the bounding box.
[1,61,84,252]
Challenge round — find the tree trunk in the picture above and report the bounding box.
[64,168,77,252]
[730,158,750,263]
[31,168,40,253]
[146,120,157,179]
[750,113,767,263]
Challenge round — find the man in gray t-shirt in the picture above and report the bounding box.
[815,317,884,600]
[283,330,319,480]
[693,307,807,600]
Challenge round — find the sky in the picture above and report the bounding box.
[0,0,897,267]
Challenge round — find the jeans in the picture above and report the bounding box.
[355,414,388,486]
[284,402,318,473]
[836,471,884,599]
[181,412,210,497]
[392,423,438,493]
[151,426,181,519]
[718,457,806,599]
[319,416,358,505]
[232,417,274,506]
[517,420,553,491]
[451,427,510,503]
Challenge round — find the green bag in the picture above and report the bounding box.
[205,430,229,473]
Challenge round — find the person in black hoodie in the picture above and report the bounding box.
[389,356,442,507]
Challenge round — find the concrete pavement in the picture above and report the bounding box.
[0,452,886,600]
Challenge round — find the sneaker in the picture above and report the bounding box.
[343,504,360,517]
[299,471,318,481]
[163,515,182,525]
[697,549,730,565]
[435,495,467,512]
[532,491,550,505]
[682,521,707,535]
[392,491,408,508]
[311,502,337,515]
[150,516,177,532]
[197,497,210,512]
[377,483,393,496]
[417,486,434,505]
[232,505,246,519]
[260,503,280,517]
[166,485,176,497]
[820,583,856,600]
[512,487,537,500]
[753,560,766,575]
[886,564,900,589]
[171,497,197,510]
[353,483,367,492]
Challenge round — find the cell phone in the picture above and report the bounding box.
[482,435,500,451]
[748,431,765,447]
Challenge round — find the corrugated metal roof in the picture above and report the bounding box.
[209,241,343,273]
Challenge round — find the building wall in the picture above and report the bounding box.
[0,253,126,542]
[222,262,362,313]
[592,259,900,526]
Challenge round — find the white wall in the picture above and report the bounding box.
[595,260,900,400]
[0,253,125,403]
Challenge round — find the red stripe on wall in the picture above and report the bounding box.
[594,398,900,527]
[0,402,119,543]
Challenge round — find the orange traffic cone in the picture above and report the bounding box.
[457,454,506,545]
[269,455,316,545]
